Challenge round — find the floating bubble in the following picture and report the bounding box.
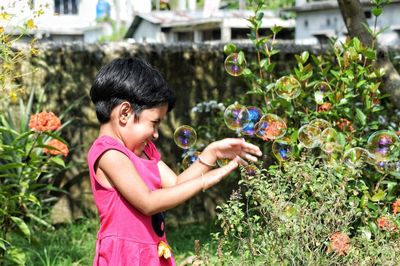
[217,158,230,167]
[255,114,287,140]
[298,124,321,148]
[241,106,263,136]
[224,103,250,131]
[343,147,371,170]
[182,151,200,169]
[387,161,400,178]
[272,137,293,162]
[174,125,197,149]
[224,53,247,76]
[320,127,339,154]
[243,165,258,178]
[309,118,331,132]
[313,82,332,104]
[275,76,302,101]
[367,130,400,162]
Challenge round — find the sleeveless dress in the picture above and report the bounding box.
[88,135,176,266]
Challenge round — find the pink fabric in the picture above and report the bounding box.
[88,135,176,266]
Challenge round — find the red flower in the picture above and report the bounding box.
[377,216,398,232]
[393,199,400,215]
[43,139,69,157]
[318,102,332,112]
[329,232,350,256]
[336,118,354,132]
[29,111,61,132]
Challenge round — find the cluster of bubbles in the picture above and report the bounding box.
[223,103,287,141]
[173,125,200,169]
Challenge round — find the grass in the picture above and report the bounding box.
[12,215,219,265]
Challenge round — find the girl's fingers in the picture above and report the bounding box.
[239,152,258,162]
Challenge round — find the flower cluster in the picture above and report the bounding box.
[191,100,225,113]
[43,139,69,157]
[317,102,332,112]
[29,111,61,132]
[377,216,398,232]
[392,199,400,215]
[329,232,350,256]
[336,118,354,132]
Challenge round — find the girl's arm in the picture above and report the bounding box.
[159,138,262,187]
[98,149,241,216]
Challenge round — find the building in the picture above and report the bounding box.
[293,0,400,45]
[125,9,295,43]
[1,0,145,43]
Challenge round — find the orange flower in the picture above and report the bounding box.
[377,216,398,232]
[43,139,69,157]
[336,118,354,132]
[318,102,332,112]
[29,111,61,132]
[329,232,350,256]
[393,199,400,215]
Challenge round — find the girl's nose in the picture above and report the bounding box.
[152,130,159,140]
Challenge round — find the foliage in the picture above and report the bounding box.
[187,0,400,263]
[0,2,71,265]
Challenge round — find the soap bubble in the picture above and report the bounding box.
[343,147,371,170]
[272,137,293,162]
[224,103,250,131]
[320,127,339,154]
[367,130,400,162]
[275,76,302,101]
[298,124,321,148]
[314,82,332,104]
[217,158,230,167]
[174,125,197,149]
[255,114,287,140]
[387,161,400,178]
[182,151,200,169]
[241,106,263,136]
[309,118,331,132]
[224,53,247,76]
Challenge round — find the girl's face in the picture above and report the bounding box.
[122,104,168,156]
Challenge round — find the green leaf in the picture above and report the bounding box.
[27,213,55,229]
[238,51,246,64]
[10,216,31,239]
[49,157,66,167]
[301,51,309,63]
[355,108,367,126]
[223,43,237,54]
[370,189,386,202]
[6,247,27,266]
[372,6,382,17]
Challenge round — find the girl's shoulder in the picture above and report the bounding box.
[88,135,129,161]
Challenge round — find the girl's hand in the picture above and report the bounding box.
[201,138,262,166]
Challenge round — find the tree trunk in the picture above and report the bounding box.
[337,0,400,108]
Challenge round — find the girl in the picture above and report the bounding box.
[88,57,262,265]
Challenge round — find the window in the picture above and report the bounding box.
[364,10,372,19]
[54,0,78,15]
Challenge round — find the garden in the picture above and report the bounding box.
[1,0,400,265]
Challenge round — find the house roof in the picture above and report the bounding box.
[125,10,294,38]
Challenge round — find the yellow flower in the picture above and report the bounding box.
[0,12,11,21]
[0,26,4,33]
[9,90,18,103]
[157,241,172,259]
[26,19,36,29]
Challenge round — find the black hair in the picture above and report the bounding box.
[90,57,176,123]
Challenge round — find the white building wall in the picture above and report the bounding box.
[134,22,163,42]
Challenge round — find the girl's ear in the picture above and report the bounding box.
[119,101,133,123]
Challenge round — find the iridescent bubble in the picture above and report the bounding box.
[275,76,302,101]
[313,82,332,104]
[272,137,293,161]
[343,147,371,170]
[387,161,400,178]
[224,103,250,131]
[309,118,331,132]
[182,151,200,169]
[243,165,258,178]
[174,125,197,149]
[320,127,339,154]
[217,158,230,167]
[298,124,321,148]
[367,130,400,162]
[255,114,287,140]
[241,106,263,136]
[224,53,247,76]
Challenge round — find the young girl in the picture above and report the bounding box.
[88,57,262,266]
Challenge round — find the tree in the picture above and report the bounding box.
[337,0,400,108]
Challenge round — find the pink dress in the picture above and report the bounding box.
[88,135,176,266]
